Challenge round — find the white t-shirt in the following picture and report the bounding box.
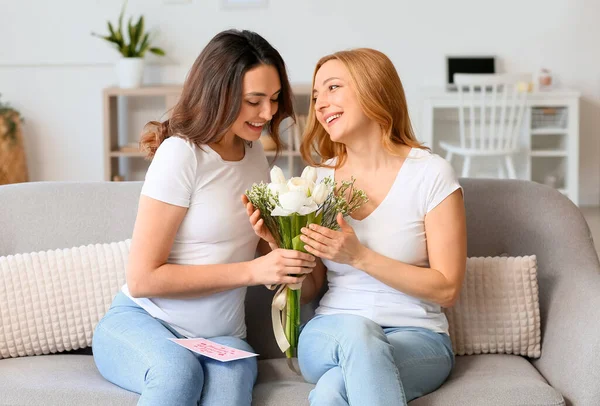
[315,147,462,335]
[122,136,269,339]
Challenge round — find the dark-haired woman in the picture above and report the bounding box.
[92,29,316,406]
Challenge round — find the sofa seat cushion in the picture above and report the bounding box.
[0,355,312,406]
[0,355,138,405]
[411,354,565,406]
[0,354,563,406]
[253,358,313,406]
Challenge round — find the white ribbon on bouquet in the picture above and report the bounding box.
[266,281,302,374]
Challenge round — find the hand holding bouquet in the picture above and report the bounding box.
[245,165,368,359]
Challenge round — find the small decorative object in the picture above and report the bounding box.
[517,81,533,93]
[0,94,28,185]
[245,166,368,363]
[92,0,166,88]
[538,69,553,90]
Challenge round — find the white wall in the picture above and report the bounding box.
[1,0,598,204]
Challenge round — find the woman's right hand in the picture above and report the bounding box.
[249,248,316,286]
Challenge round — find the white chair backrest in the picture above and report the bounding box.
[454,73,532,152]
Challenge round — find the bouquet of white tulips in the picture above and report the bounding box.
[245,165,368,359]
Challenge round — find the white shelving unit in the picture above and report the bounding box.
[420,88,581,205]
[525,102,579,202]
[103,84,313,181]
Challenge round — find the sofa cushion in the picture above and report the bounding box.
[254,358,312,405]
[411,354,564,406]
[0,354,138,405]
[0,352,563,405]
[444,255,541,358]
[254,355,564,406]
[0,240,129,359]
[0,355,312,406]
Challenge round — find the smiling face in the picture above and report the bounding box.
[312,59,373,144]
[229,64,282,142]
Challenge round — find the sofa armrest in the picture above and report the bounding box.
[459,179,600,406]
[532,255,600,406]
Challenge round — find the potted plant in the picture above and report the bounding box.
[92,0,166,88]
[0,94,28,185]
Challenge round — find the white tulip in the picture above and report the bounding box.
[296,202,319,215]
[287,177,314,196]
[301,166,318,184]
[311,182,330,206]
[268,182,289,196]
[271,191,319,216]
[271,206,292,216]
[270,166,286,184]
[274,191,309,214]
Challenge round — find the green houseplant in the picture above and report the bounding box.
[0,94,28,185]
[92,0,166,88]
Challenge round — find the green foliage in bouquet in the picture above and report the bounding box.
[319,176,369,230]
[92,0,166,58]
[245,183,283,247]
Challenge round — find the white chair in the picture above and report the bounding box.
[440,73,532,179]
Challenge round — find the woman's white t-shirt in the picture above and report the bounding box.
[121,136,269,339]
[315,147,462,334]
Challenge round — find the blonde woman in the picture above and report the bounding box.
[295,49,467,405]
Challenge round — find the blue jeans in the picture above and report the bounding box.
[298,314,454,406]
[92,292,257,406]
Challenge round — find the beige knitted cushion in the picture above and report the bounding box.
[0,240,130,359]
[444,255,541,358]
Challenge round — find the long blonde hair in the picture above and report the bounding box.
[300,48,428,168]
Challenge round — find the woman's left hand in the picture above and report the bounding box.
[241,194,278,249]
[300,213,366,266]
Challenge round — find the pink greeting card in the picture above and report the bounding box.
[169,338,258,362]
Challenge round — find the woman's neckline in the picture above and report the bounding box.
[331,147,416,223]
[204,140,250,165]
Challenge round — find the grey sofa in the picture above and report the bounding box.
[0,179,598,406]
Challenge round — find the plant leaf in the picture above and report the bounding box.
[118,0,127,37]
[138,33,150,57]
[102,35,122,46]
[127,17,136,57]
[116,0,128,54]
[133,16,144,53]
[138,43,149,58]
[149,47,165,56]
[107,21,124,49]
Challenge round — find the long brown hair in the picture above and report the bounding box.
[300,48,427,168]
[140,29,295,159]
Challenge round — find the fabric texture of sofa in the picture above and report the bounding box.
[0,179,598,406]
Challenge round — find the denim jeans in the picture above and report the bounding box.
[92,292,257,406]
[298,314,454,406]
